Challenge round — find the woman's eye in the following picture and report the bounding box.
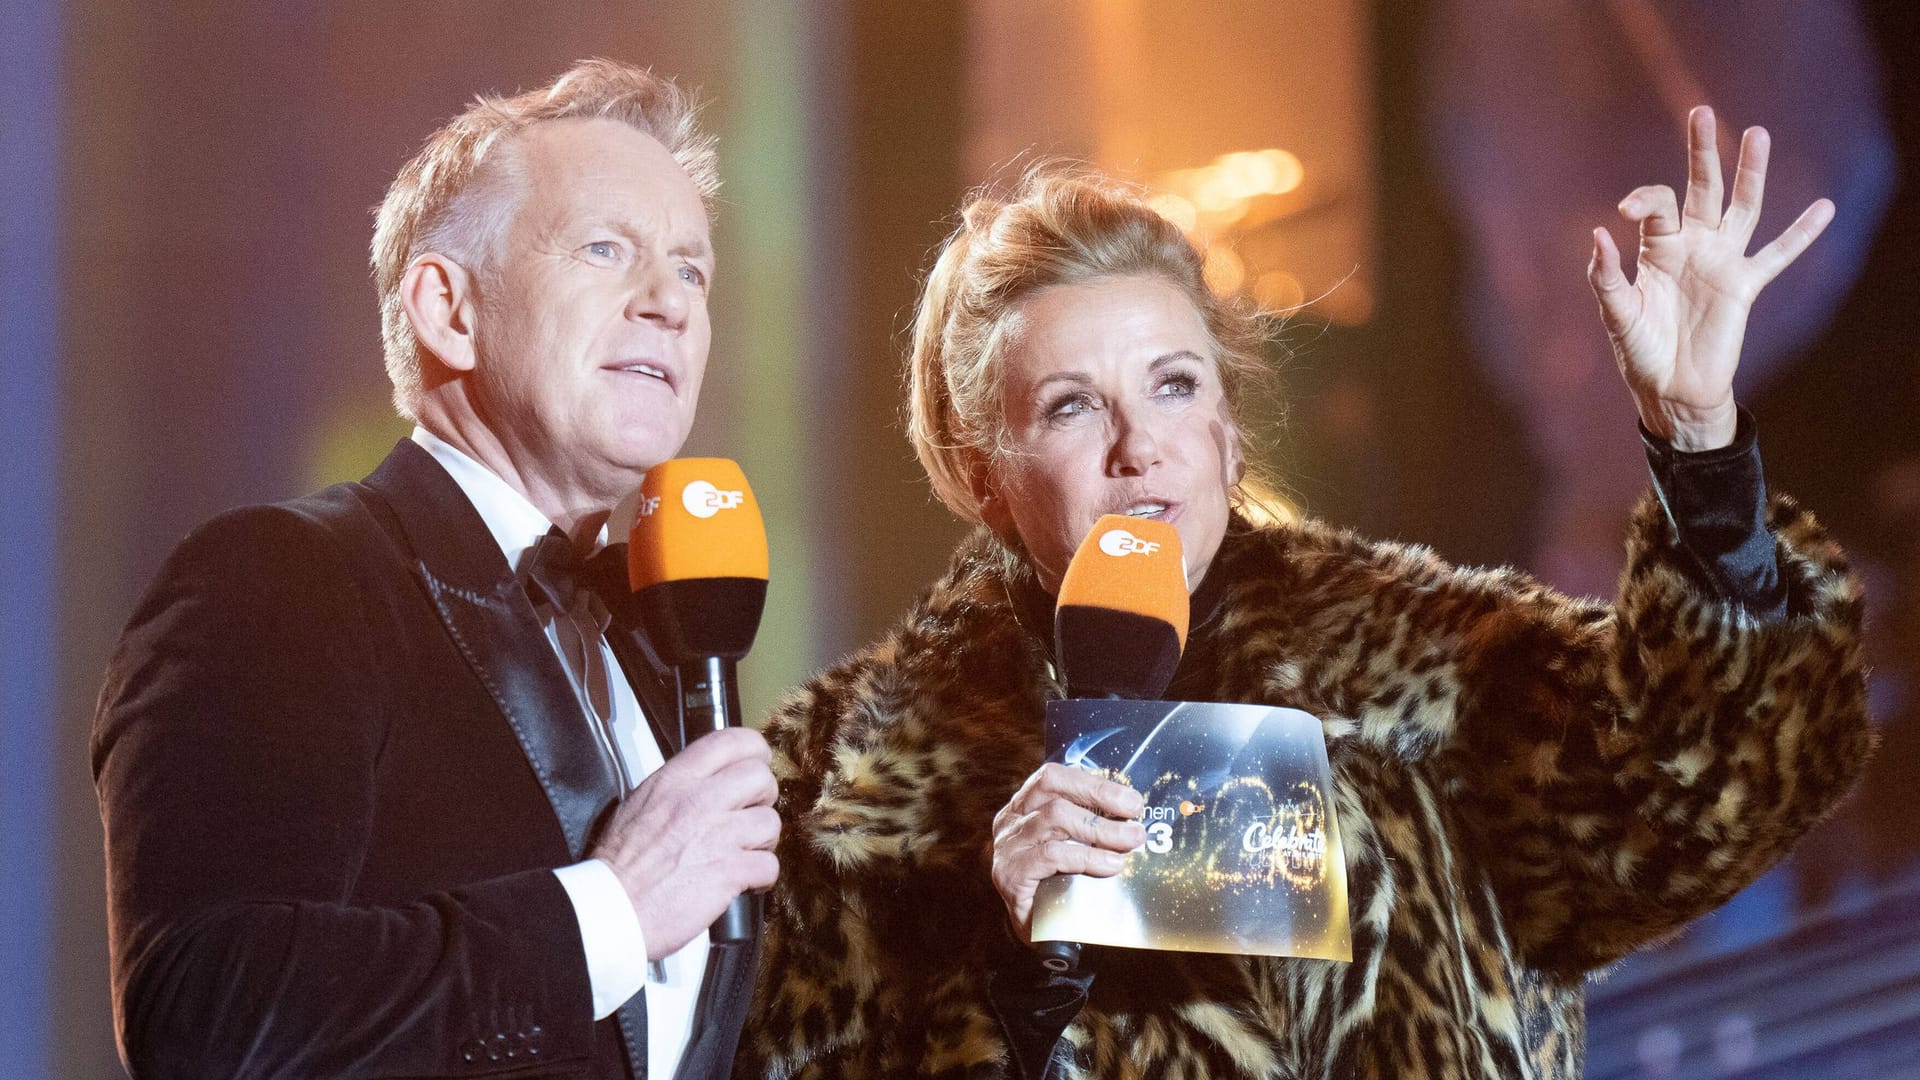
[1046,393,1094,420]
[1155,373,1199,398]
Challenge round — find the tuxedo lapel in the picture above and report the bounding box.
[362,440,622,860]
[603,616,684,756]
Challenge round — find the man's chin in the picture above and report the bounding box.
[613,442,689,480]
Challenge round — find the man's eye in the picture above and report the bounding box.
[585,241,620,260]
[678,264,707,287]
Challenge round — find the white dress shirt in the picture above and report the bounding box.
[415,427,707,1079]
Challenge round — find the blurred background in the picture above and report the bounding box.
[4,1,1916,1076]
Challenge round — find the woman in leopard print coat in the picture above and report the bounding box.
[736,113,1870,1079]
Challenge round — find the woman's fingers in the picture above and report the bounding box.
[1724,125,1772,239]
[1750,198,1835,285]
[1036,839,1128,877]
[1682,105,1724,228]
[1607,116,1827,292]
[999,839,1126,885]
[994,835,1128,903]
[1034,796,1146,853]
[1006,762,1144,820]
[994,777,1145,855]
[1620,184,1682,239]
[1675,111,1771,244]
[1587,227,1640,336]
[990,763,1148,922]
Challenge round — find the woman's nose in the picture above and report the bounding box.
[1107,408,1163,476]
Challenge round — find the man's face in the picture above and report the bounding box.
[469,117,713,511]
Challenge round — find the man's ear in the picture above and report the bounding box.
[399,253,480,374]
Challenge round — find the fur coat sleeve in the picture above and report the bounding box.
[734,492,1870,1080]
[1242,493,1870,975]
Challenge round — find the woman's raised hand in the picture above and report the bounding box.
[990,763,1146,941]
[1588,105,1834,451]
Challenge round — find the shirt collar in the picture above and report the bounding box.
[411,426,607,574]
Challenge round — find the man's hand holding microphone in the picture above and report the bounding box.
[588,458,779,960]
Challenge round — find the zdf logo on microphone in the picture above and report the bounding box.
[682,479,746,518]
[1098,527,1162,558]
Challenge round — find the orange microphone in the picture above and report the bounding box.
[628,458,769,668]
[1036,515,1189,973]
[628,459,769,945]
[1054,515,1188,700]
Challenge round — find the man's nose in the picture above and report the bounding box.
[627,259,690,331]
[1107,407,1163,477]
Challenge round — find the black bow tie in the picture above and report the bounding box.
[522,528,632,621]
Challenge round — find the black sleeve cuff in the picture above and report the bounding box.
[984,927,1093,1080]
[1641,406,1788,620]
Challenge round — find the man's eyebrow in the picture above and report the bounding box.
[671,237,713,260]
[577,214,712,260]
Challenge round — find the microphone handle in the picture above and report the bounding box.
[675,656,758,945]
[676,655,740,747]
[1032,939,1082,974]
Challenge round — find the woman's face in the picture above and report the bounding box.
[984,274,1240,593]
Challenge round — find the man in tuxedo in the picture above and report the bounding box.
[92,60,778,1079]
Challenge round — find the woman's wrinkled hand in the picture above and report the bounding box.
[990,763,1146,941]
[1588,105,1834,451]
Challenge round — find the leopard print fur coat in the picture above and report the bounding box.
[736,494,1869,1079]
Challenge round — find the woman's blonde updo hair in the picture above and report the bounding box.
[906,166,1274,525]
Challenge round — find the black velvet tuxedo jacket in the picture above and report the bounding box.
[93,440,757,1079]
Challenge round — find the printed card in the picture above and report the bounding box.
[1031,699,1351,962]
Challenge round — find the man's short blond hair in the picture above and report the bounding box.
[370,58,718,419]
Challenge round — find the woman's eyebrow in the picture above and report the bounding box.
[1031,371,1094,394]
